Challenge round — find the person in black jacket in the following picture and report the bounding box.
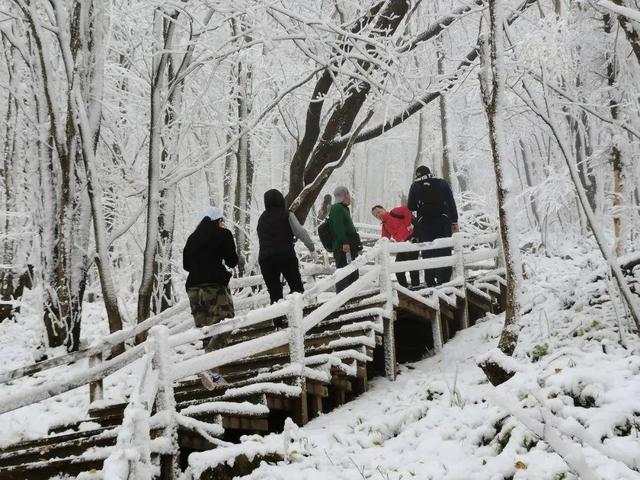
[407,166,459,287]
[257,189,315,305]
[183,206,238,388]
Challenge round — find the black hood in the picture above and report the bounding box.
[264,189,286,210]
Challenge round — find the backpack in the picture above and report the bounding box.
[317,219,334,251]
[416,178,446,219]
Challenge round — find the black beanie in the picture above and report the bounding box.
[415,165,431,178]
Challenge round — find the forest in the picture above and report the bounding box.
[0,0,639,479]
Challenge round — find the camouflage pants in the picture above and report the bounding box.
[187,284,235,352]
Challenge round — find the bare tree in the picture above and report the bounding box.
[477,0,523,386]
[5,0,123,351]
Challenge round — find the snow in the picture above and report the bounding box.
[596,0,640,23]
[180,401,269,417]
[246,363,332,384]
[222,383,303,400]
[306,349,372,364]
[320,307,388,325]
[2,243,640,480]
[395,283,439,309]
[188,432,284,478]
[477,347,525,374]
[185,251,640,480]
[0,300,149,447]
[321,334,376,350]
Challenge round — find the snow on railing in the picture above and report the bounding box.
[0,232,501,424]
[0,301,190,385]
[103,326,178,480]
[170,266,382,382]
[389,248,499,274]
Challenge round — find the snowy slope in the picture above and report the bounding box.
[190,251,640,480]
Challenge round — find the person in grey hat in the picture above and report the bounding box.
[407,166,459,287]
[183,206,238,389]
[328,186,362,293]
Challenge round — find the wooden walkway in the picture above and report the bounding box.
[0,235,507,480]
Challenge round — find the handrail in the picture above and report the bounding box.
[0,344,146,416]
[390,248,499,273]
[0,231,502,419]
[387,232,498,253]
[170,266,381,382]
[303,245,381,299]
[0,301,190,385]
[168,301,292,349]
[0,265,336,386]
[228,264,332,290]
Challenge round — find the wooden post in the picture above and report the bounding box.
[286,293,308,425]
[149,326,178,480]
[378,240,397,381]
[432,306,444,352]
[453,233,470,329]
[89,352,104,404]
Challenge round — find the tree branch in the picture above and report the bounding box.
[331,0,536,149]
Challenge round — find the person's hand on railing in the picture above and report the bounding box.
[452,223,460,234]
[342,243,351,254]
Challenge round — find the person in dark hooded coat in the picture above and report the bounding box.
[257,189,315,304]
[183,206,238,388]
[407,165,459,286]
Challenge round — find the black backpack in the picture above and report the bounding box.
[318,219,334,251]
[416,178,445,218]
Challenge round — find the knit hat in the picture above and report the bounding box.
[333,186,350,202]
[202,206,223,221]
[415,165,432,179]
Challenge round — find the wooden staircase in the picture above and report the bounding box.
[0,294,391,479]
[0,234,507,480]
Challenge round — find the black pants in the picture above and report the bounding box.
[395,251,420,287]
[422,247,453,287]
[334,250,359,293]
[259,254,304,304]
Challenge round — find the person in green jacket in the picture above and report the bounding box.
[328,186,362,293]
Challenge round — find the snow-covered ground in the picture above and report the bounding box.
[1,249,639,479]
[189,250,640,480]
[0,290,194,447]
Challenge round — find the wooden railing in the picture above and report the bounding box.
[0,232,502,479]
[0,233,500,415]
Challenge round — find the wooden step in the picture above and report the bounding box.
[220,296,384,348]
[0,455,106,480]
[0,427,116,468]
[218,331,377,376]
[63,361,341,436]
[0,436,168,480]
[180,400,271,434]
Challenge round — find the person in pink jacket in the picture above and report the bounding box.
[372,205,420,287]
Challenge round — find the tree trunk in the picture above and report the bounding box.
[152,53,182,315]
[0,35,20,321]
[153,186,176,313]
[286,0,410,222]
[20,0,94,351]
[604,14,624,256]
[232,56,254,275]
[478,0,522,386]
[519,140,541,232]
[437,37,452,183]
[138,10,176,324]
[413,111,425,173]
